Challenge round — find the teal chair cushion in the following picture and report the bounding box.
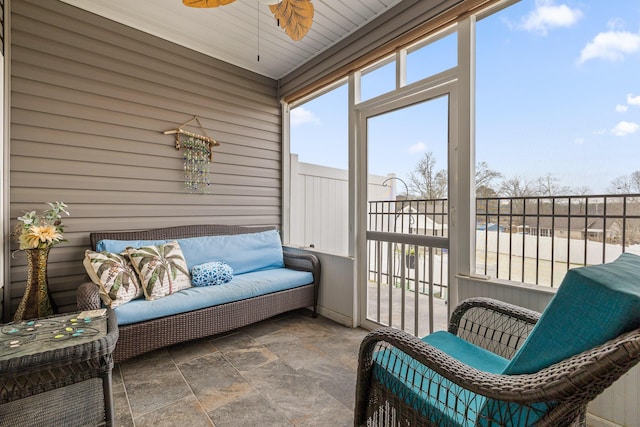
[371,332,548,426]
[373,343,485,426]
[504,252,640,375]
[422,331,509,374]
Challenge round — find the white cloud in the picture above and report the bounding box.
[616,104,629,112]
[592,129,606,136]
[574,137,584,145]
[628,93,640,106]
[290,107,320,127]
[408,141,427,154]
[578,30,640,63]
[520,0,583,35]
[611,121,640,136]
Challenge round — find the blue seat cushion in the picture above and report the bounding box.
[96,229,285,273]
[423,331,509,374]
[371,332,508,426]
[113,268,313,325]
[373,346,482,426]
[504,252,640,375]
[372,332,548,426]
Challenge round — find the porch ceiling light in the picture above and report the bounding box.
[182,0,314,41]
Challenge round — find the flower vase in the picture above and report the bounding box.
[14,247,58,321]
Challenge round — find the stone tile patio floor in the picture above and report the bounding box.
[112,309,371,427]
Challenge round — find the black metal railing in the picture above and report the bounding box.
[368,194,640,288]
[368,198,448,236]
[366,231,448,335]
[367,198,449,296]
[366,198,450,335]
[476,194,640,286]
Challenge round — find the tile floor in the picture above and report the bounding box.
[112,309,370,427]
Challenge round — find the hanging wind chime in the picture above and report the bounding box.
[163,116,220,193]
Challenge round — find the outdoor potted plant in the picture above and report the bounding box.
[405,246,416,269]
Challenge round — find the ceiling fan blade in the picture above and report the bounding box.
[269,0,314,41]
[182,0,236,8]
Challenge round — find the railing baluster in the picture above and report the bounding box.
[622,196,627,252]
[535,198,540,284]
[414,244,420,336]
[521,197,526,283]
[602,197,607,263]
[567,197,572,274]
[508,199,513,281]
[400,243,406,332]
[428,247,434,335]
[387,241,393,327]
[376,240,382,323]
[551,198,556,287]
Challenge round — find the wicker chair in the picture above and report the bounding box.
[355,254,640,427]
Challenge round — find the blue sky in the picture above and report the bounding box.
[290,0,640,194]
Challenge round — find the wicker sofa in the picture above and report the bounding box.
[77,224,320,363]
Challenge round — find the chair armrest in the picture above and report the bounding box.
[355,326,640,426]
[76,281,102,311]
[448,297,541,359]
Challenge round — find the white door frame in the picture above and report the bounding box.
[354,73,459,331]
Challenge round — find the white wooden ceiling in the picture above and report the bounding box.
[59,0,404,80]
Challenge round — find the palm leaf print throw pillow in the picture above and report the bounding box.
[83,250,143,308]
[126,241,191,300]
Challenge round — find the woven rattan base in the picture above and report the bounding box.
[0,378,104,427]
[0,311,118,427]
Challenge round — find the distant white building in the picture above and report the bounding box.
[396,206,447,236]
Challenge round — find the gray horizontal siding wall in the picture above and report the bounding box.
[1,0,4,56]
[8,0,281,317]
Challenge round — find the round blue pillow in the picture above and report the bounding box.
[191,261,234,286]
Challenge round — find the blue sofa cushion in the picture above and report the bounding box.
[97,239,166,253]
[191,261,233,286]
[504,252,640,375]
[177,230,284,273]
[96,229,285,273]
[113,268,313,325]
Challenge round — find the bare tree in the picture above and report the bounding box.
[610,171,640,194]
[476,162,502,197]
[632,171,640,192]
[499,176,536,197]
[408,152,448,199]
[537,173,570,196]
[573,185,592,196]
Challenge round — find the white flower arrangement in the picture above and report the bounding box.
[14,202,70,250]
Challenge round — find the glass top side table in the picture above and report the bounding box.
[0,309,118,426]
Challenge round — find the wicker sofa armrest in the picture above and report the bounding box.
[282,247,321,317]
[77,281,102,311]
[448,297,541,359]
[282,248,320,275]
[355,326,640,426]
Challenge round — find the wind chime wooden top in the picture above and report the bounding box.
[163,116,219,161]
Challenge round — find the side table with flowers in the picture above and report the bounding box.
[12,201,69,321]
